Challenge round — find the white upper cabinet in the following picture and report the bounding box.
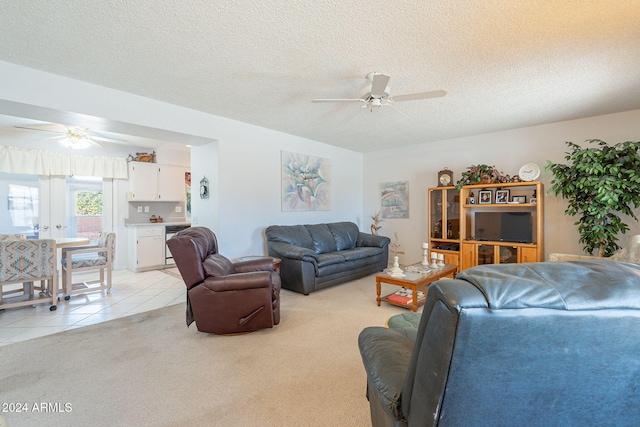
[157,164,187,201]
[128,162,188,201]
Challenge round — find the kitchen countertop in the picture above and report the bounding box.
[125,221,191,227]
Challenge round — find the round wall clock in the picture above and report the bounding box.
[518,163,541,181]
[438,168,453,187]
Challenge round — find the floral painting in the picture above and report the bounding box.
[281,151,331,211]
[380,181,409,218]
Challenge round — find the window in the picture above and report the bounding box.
[66,176,104,242]
[0,172,40,238]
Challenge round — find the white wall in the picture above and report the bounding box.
[364,109,640,264]
[0,62,363,262]
[193,129,363,259]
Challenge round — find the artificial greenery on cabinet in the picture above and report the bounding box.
[546,139,640,257]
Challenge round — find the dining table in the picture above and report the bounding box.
[54,237,91,248]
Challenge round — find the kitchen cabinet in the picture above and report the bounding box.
[128,226,165,272]
[127,162,188,201]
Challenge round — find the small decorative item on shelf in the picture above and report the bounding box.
[150,215,158,223]
[437,168,454,187]
[437,253,445,267]
[478,190,492,204]
[127,151,156,163]
[495,190,509,204]
[468,191,476,204]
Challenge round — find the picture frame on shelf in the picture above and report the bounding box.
[478,190,492,204]
[512,195,526,204]
[495,190,509,204]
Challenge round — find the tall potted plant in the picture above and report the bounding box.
[546,139,640,257]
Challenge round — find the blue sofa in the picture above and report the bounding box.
[359,260,640,426]
[265,221,390,295]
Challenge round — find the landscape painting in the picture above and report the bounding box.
[380,181,409,218]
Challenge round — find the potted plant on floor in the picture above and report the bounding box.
[546,139,640,257]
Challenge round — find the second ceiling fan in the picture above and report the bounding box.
[312,72,446,113]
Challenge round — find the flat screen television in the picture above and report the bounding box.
[474,212,533,243]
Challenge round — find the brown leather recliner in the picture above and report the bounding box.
[166,226,281,334]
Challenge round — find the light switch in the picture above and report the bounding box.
[137,206,143,213]
[144,206,149,213]
[175,206,182,213]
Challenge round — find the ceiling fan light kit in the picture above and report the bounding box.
[59,127,93,150]
[312,72,446,113]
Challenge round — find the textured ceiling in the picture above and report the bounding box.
[1,1,639,153]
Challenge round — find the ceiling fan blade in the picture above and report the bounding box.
[14,124,68,133]
[89,134,128,144]
[386,103,411,119]
[389,90,447,103]
[370,73,390,98]
[311,99,365,103]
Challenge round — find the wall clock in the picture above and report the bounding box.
[438,168,453,187]
[518,163,541,181]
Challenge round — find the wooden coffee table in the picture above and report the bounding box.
[376,263,457,312]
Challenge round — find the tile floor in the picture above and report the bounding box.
[0,268,185,347]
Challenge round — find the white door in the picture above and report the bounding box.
[0,172,110,242]
[0,172,40,238]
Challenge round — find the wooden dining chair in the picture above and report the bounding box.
[61,232,115,300]
[0,238,58,311]
[0,233,30,299]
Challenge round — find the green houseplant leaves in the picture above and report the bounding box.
[546,139,640,257]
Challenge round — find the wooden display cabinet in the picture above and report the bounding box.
[459,181,544,270]
[427,186,461,267]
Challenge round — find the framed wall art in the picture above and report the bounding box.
[380,181,409,218]
[281,151,331,211]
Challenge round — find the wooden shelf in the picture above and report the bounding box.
[429,181,544,271]
[381,292,427,310]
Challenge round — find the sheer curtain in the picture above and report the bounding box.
[0,145,128,179]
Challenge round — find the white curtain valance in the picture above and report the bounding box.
[0,145,128,179]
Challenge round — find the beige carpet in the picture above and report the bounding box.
[0,274,414,426]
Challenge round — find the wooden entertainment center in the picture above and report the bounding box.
[428,181,543,271]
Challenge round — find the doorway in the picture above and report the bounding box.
[0,172,111,242]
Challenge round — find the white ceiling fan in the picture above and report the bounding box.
[13,123,126,150]
[312,72,446,114]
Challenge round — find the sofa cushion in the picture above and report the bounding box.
[316,252,345,267]
[203,253,235,277]
[327,222,359,251]
[265,225,315,250]
[340,247,383,261]
[306,224,338,253]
